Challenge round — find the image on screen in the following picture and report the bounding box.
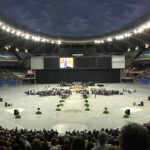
[60,57,74,68]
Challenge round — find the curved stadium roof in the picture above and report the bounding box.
[0,0,150,54]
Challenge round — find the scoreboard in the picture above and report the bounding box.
[31,55,125,69]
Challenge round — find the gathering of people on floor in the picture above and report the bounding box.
[91,88,120,96]
[25,88,72,97]
[123,88,136,94]
[0,122,150,150]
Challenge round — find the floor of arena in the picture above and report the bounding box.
[0,83,150,133]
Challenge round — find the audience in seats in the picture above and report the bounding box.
[0,122,150,150]
[0,69,19,80]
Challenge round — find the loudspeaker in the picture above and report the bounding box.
[141,101,144,106]
[14,109,19,115]
[0,98,3,102]
[125,109,130,115]
[97,84,104,87]
[148,97,150,100]
[5,102,7,107]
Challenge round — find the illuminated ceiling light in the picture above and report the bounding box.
[133,30,138,34]
[97,40,100,44]
[2,25,6,30]
[15,48,19,52]
[145,43,149,48]
[31,36,36,40]
[16,31,21,36]
[25,49,28,53]
[31,36,40,41]
[100,40,104,43]
[135,46,139,51]
[51,40,55,44]
[107,37,112,42]
[5,46,9,50]
[137,28,144,33]
[21,33,25,37]
[41,38,46,42]
[25,34,30,39]
[127,48,131,52]
[35,37,40,41]
[115,35,124,40]
[124,33,132,37]
[94,40,98,44]
[57,40,61,45]
[46,39,50,42]
[145,23,150,29]
[6,27,10,32]
[11,29,15,34]
[95,40,100,44]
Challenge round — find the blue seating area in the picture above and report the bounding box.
[134,78,150,85]
[0,51,20,62]
[0,79,22,87]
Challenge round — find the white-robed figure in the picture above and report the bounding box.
[60,58,73,68]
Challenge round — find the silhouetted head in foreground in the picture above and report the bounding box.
[120,123,150,150]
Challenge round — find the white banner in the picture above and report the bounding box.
[31,56,44,69]
[112,55,125,68]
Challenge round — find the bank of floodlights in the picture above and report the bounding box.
[0,21,62,45]
[0,18,150,45]
[94,20,150,45]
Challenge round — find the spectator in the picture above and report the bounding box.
[92,131,111,150]
[32,139,41,150]
[71,137,84,150]
[50,138,60,150]
[120,123,150,150]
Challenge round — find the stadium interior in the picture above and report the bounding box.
[1,1,150,150]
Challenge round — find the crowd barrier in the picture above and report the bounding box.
[0,79,22,87]
[134,78,150,85]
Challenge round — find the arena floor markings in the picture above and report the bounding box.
[0,83,150,133]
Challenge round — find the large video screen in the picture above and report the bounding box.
[60,57,74,68]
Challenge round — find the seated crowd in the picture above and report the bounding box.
[0,69,19,80]
[91,88,120,96]
[0,122,150,150]
[25,88,72,97]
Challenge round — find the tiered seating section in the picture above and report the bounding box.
[0,69,22,87]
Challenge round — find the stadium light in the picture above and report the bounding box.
[51,40,55,44]
[25,34,30,39]
[11,29,15,34]
[107,37,112,42]
[2,25,6,30]
[6,27,10,32]
[94,40,98,44]
[145,43,149,48]
[100,40,104,43]
[127,48,131,52]
[135,46,139,51]
[25,49,28,53]
[57,40,62,45]
[16,31,21,36]
[41,38,46,42]
[16,48,19,52]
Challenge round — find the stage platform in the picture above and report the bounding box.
[0,83,150,133]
